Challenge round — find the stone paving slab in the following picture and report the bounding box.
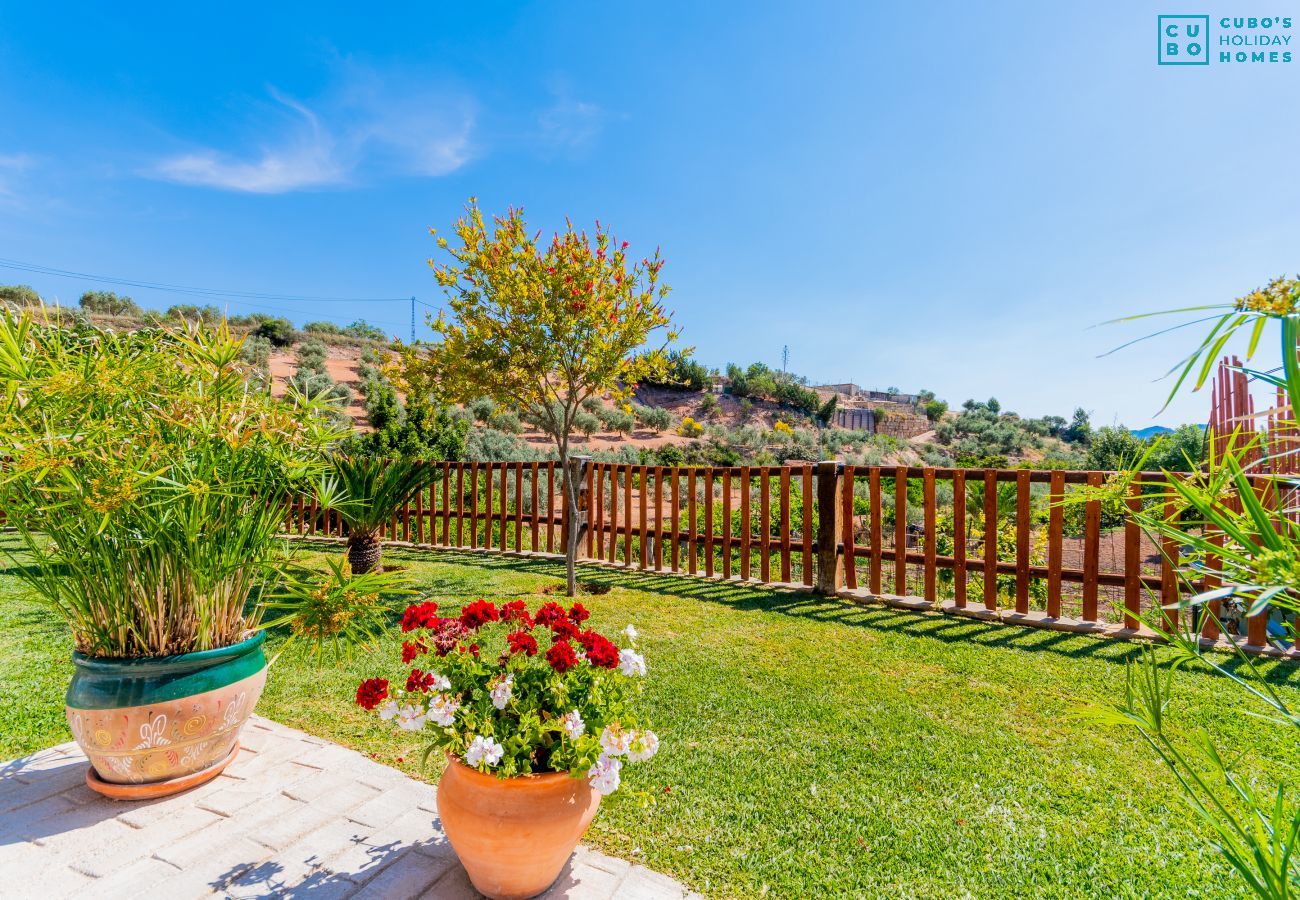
[0,716,698,900]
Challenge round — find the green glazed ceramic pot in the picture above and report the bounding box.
[65,632,268,796]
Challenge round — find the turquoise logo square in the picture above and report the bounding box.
[1159,15,1210,64]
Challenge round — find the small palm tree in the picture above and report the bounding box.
[315,457,441,574]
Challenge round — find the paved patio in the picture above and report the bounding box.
[0,717,696,899]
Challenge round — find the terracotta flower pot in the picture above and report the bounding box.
[437,755,601,900]
[65,632,268,799]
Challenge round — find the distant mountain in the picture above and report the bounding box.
[1130,424,1206,440]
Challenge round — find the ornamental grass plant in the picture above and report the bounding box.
[0,306,345,658]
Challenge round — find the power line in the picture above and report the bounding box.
[0,256,410,303]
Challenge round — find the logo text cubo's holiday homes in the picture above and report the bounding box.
[1159,15,1293,65]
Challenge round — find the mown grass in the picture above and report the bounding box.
[2,533,1296,898]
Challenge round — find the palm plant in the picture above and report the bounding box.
[315,456,442,574]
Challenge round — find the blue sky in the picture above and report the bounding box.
[1,2,1297,428]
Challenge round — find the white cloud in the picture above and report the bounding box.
[153,93,346,193]
[537,98,604,154]
[148,75,475,194]
[0,153,35,203]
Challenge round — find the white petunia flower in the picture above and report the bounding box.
[465,735,504,768]
[588,754,623,795]
[378,700,400,721]
[427,693,462,727]
[619,649,646,677]
[627,730,659,763]
[599,724,633,757]
[427,671,451,692]
[490,674,514,710]
[561,709,585,740]
[623,623,638,643]
[396,704,426,731]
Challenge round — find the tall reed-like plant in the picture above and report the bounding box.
[0,308,345,657]
[1092,276,1300,896]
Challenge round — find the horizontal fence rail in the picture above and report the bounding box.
[283,459,1295,653]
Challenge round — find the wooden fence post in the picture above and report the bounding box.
[815,461,845,595]
[565,456,592,559]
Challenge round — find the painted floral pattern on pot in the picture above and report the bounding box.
[67,668,266,785]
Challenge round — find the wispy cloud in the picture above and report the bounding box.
[148,73,475,193]
[153,92,346,193]
[536,96,605,155]
[0,153,36,204]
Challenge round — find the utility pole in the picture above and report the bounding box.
[410,296,416,344]
[782,345,789,373]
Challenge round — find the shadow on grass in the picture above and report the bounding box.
[374,545,1299,687]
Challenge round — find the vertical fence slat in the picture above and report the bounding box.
[469,462,480,549]
[669,469,681,572]
[688,469,699,575]
[801,465,813,587]
[1159,476,1180,634]
[498,464,508,552]
[516,464,525,553]
[545,462,555,553]
[923,468,937,602]
[704,469,715,578]
[619,465,629,565]
[653,466,665,571]
[843,465,857,591]
[454,463,464,547]
[759,469,771,582]
[608,466,619,564]
[722,469,733,579]
[1202,528,1223,641]
[1082,471,1101,622]
[740,466,752,580]
[530,462,540,552]
[638,465,649,570]
[869,468,883,594]
[592,464,604,561]
[894,466,908,595]
[441,468,452,543]
[1047,470,1063,618]
[983,469,997,610]
[1123,480,1142,629]
[1015,469,1030,614]
[779,467,791,583]
[414,474,424,544]
[954,470,967,608]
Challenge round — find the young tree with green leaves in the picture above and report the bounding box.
[395,201,680,595]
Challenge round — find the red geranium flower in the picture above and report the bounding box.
[568,602,591,624]
[499,600,533,628]
[535,602,566,627]
[459,599,500,630]
[406,669,435,693]
[551,618,579,640]
[577,631,620,669]
[507,631,539,656]
[401,639,428,664]
[546,640,578,673]
[400,601,439,633]
[355,678,389,710]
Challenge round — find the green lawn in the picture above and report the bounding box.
[2,534,1296,899]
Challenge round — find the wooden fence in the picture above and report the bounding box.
[283,459,1288,651]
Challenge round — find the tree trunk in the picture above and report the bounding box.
[563,462,579,597]
[347,532,382,574]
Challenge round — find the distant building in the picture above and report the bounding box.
[835,407,875,431]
